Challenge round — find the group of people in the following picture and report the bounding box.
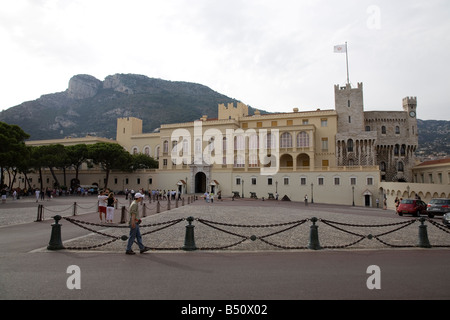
[97,190,118,223]
[97,189,150,255]
[203,191,222,203]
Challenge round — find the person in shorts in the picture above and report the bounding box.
[98,191,108,222]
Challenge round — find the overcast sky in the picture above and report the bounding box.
[1,0,449,120]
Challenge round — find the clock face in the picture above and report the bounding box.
[409,111,416,118]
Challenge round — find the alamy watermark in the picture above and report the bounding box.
[66,265,81,290]
[367,5,382,30]
[170,120,280,175]
[366,265,381,290]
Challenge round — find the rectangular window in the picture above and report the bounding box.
[251,177,257,185]
[367,177,373,185]
[334,177,340,185]
[318,177,324,185]
[287,120,293,126]
[236,178,241,185]
[321,119,328,127]
[300,177,307,185]
[321,138,328,151]
[284,177,289,185]
[350,177,357,185]
[268,177,273,185]
[271,121,278,127]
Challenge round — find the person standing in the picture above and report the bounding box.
[126,193,150,255]
[98,191,108,222]
[106,192,117,223]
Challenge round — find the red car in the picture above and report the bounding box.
[396,199,428,217]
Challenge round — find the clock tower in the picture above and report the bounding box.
[403,96,418,139]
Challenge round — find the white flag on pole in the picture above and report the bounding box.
[334,44,347,53]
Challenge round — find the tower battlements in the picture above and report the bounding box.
[334,82,363,92]
[218,102,249,120]
[403,96,417,105]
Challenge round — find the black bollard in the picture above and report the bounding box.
[418,217,431,248]
[308,217,322,250]
[47,215,65,250]
[182,217,197,251]
[120,206,126,224]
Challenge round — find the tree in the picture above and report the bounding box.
[65,144,89,188]
[88,143,132,189]
[130,153,159,170]
[0,122,30,188]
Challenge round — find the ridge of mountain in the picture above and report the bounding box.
[0,73,241,141]
[0,73,448,159]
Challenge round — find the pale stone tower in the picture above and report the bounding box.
[335,83,377,167]
[335,82,418,182]
[116,117,143,146]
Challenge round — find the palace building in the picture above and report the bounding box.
[20,82,439,208]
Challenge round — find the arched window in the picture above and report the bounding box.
[347,139,354,152]
[163,140,169,153]
[297,132,310,148]
[280,132,292,148]
[234,135,245,150]
[265,133,276,149]
[398,161,404,172]
[249,134,259,150]
[400,144,406,156]
[394,144,399,156]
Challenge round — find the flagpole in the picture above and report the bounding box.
[345,42,350,85]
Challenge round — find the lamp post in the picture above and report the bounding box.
[311,183,314,204]
[242,179,244,198]
[352,186,355,206]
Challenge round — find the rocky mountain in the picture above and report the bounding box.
[0,73,448,159]
[416,119,450,160]
[0,74,241,141]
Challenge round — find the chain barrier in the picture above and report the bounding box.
[196,218,309,250]
[320,218,418,249]
[51,214,450,252]
[62,216,185,251]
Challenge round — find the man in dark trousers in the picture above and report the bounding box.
[125,193,150,255]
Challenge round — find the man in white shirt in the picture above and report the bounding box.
[97,191,108,222]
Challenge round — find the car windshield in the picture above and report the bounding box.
[430,199,450,205]
[401,200,414,204]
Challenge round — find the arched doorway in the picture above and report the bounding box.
[195,172,207,193]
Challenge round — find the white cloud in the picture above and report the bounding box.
[0,0,449,120]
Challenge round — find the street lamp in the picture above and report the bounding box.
[352,186,355,206]
[311,183,314,204]
[242,179,244,198]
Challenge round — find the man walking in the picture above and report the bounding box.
[126,193,150,255]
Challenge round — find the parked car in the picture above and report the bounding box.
[443,213,450,227]
[396,199,428,217]
[426,198,450,218]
